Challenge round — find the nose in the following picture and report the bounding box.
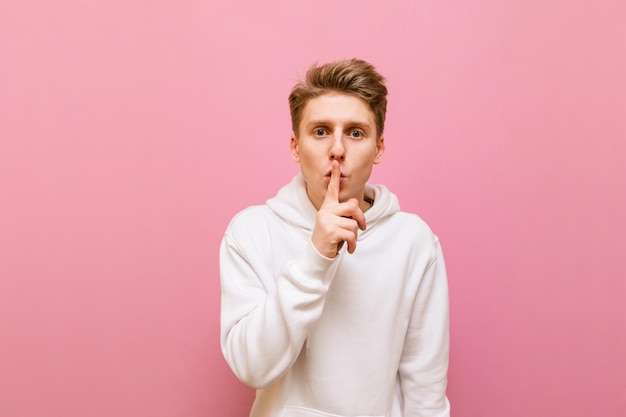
[329,134,346,161]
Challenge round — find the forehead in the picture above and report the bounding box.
[300,93,376,128]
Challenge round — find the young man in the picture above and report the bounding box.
[220,59,450,417]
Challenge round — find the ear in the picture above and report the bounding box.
[290,133,300,163]
[373,136,385,164]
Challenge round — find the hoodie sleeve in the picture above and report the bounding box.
[399,237,451,417]
[220,228,341,389]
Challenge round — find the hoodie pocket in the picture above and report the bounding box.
[280,405,384,417]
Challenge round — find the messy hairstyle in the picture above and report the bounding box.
[288,59,388,138]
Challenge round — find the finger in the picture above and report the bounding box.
[346,235,357,254]
[333,199,366,231]
[334,220,358,254]
[323,160,341,205]
[333,228,356,254]
[348,199,366,231]
[335,216,360,235]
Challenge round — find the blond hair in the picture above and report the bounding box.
[288,59,388,138]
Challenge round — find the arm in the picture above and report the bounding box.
[399,237,450,417]
[220,234,340,388]
[220,162,365,388]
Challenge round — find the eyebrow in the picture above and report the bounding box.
[304,119,373,130]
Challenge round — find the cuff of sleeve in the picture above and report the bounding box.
[308,237,345,261]
[284,240,343,291]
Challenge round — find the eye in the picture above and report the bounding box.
[314,128,326,136]
[349,130,363,138]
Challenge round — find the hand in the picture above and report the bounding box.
[311,160,366,258]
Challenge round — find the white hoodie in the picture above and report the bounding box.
[220,174,450,417]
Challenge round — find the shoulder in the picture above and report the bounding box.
[390,211,437,238]
[387,211,440,257]
[224,205,275,239]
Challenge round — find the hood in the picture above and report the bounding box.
[266,173,401,240]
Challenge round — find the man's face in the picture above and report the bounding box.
[290,92,385,211]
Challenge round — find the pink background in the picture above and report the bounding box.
[1,1,625,416]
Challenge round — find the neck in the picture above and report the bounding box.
[361,195,374,212]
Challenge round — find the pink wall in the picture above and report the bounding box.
[1,1,624,416]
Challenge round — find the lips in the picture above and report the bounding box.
[324,169,347,178]
[324,171,346,185]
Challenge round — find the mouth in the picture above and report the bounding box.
[324,169,347,178]
[324,170,347,184]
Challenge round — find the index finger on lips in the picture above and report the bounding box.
[323,160,341,205]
